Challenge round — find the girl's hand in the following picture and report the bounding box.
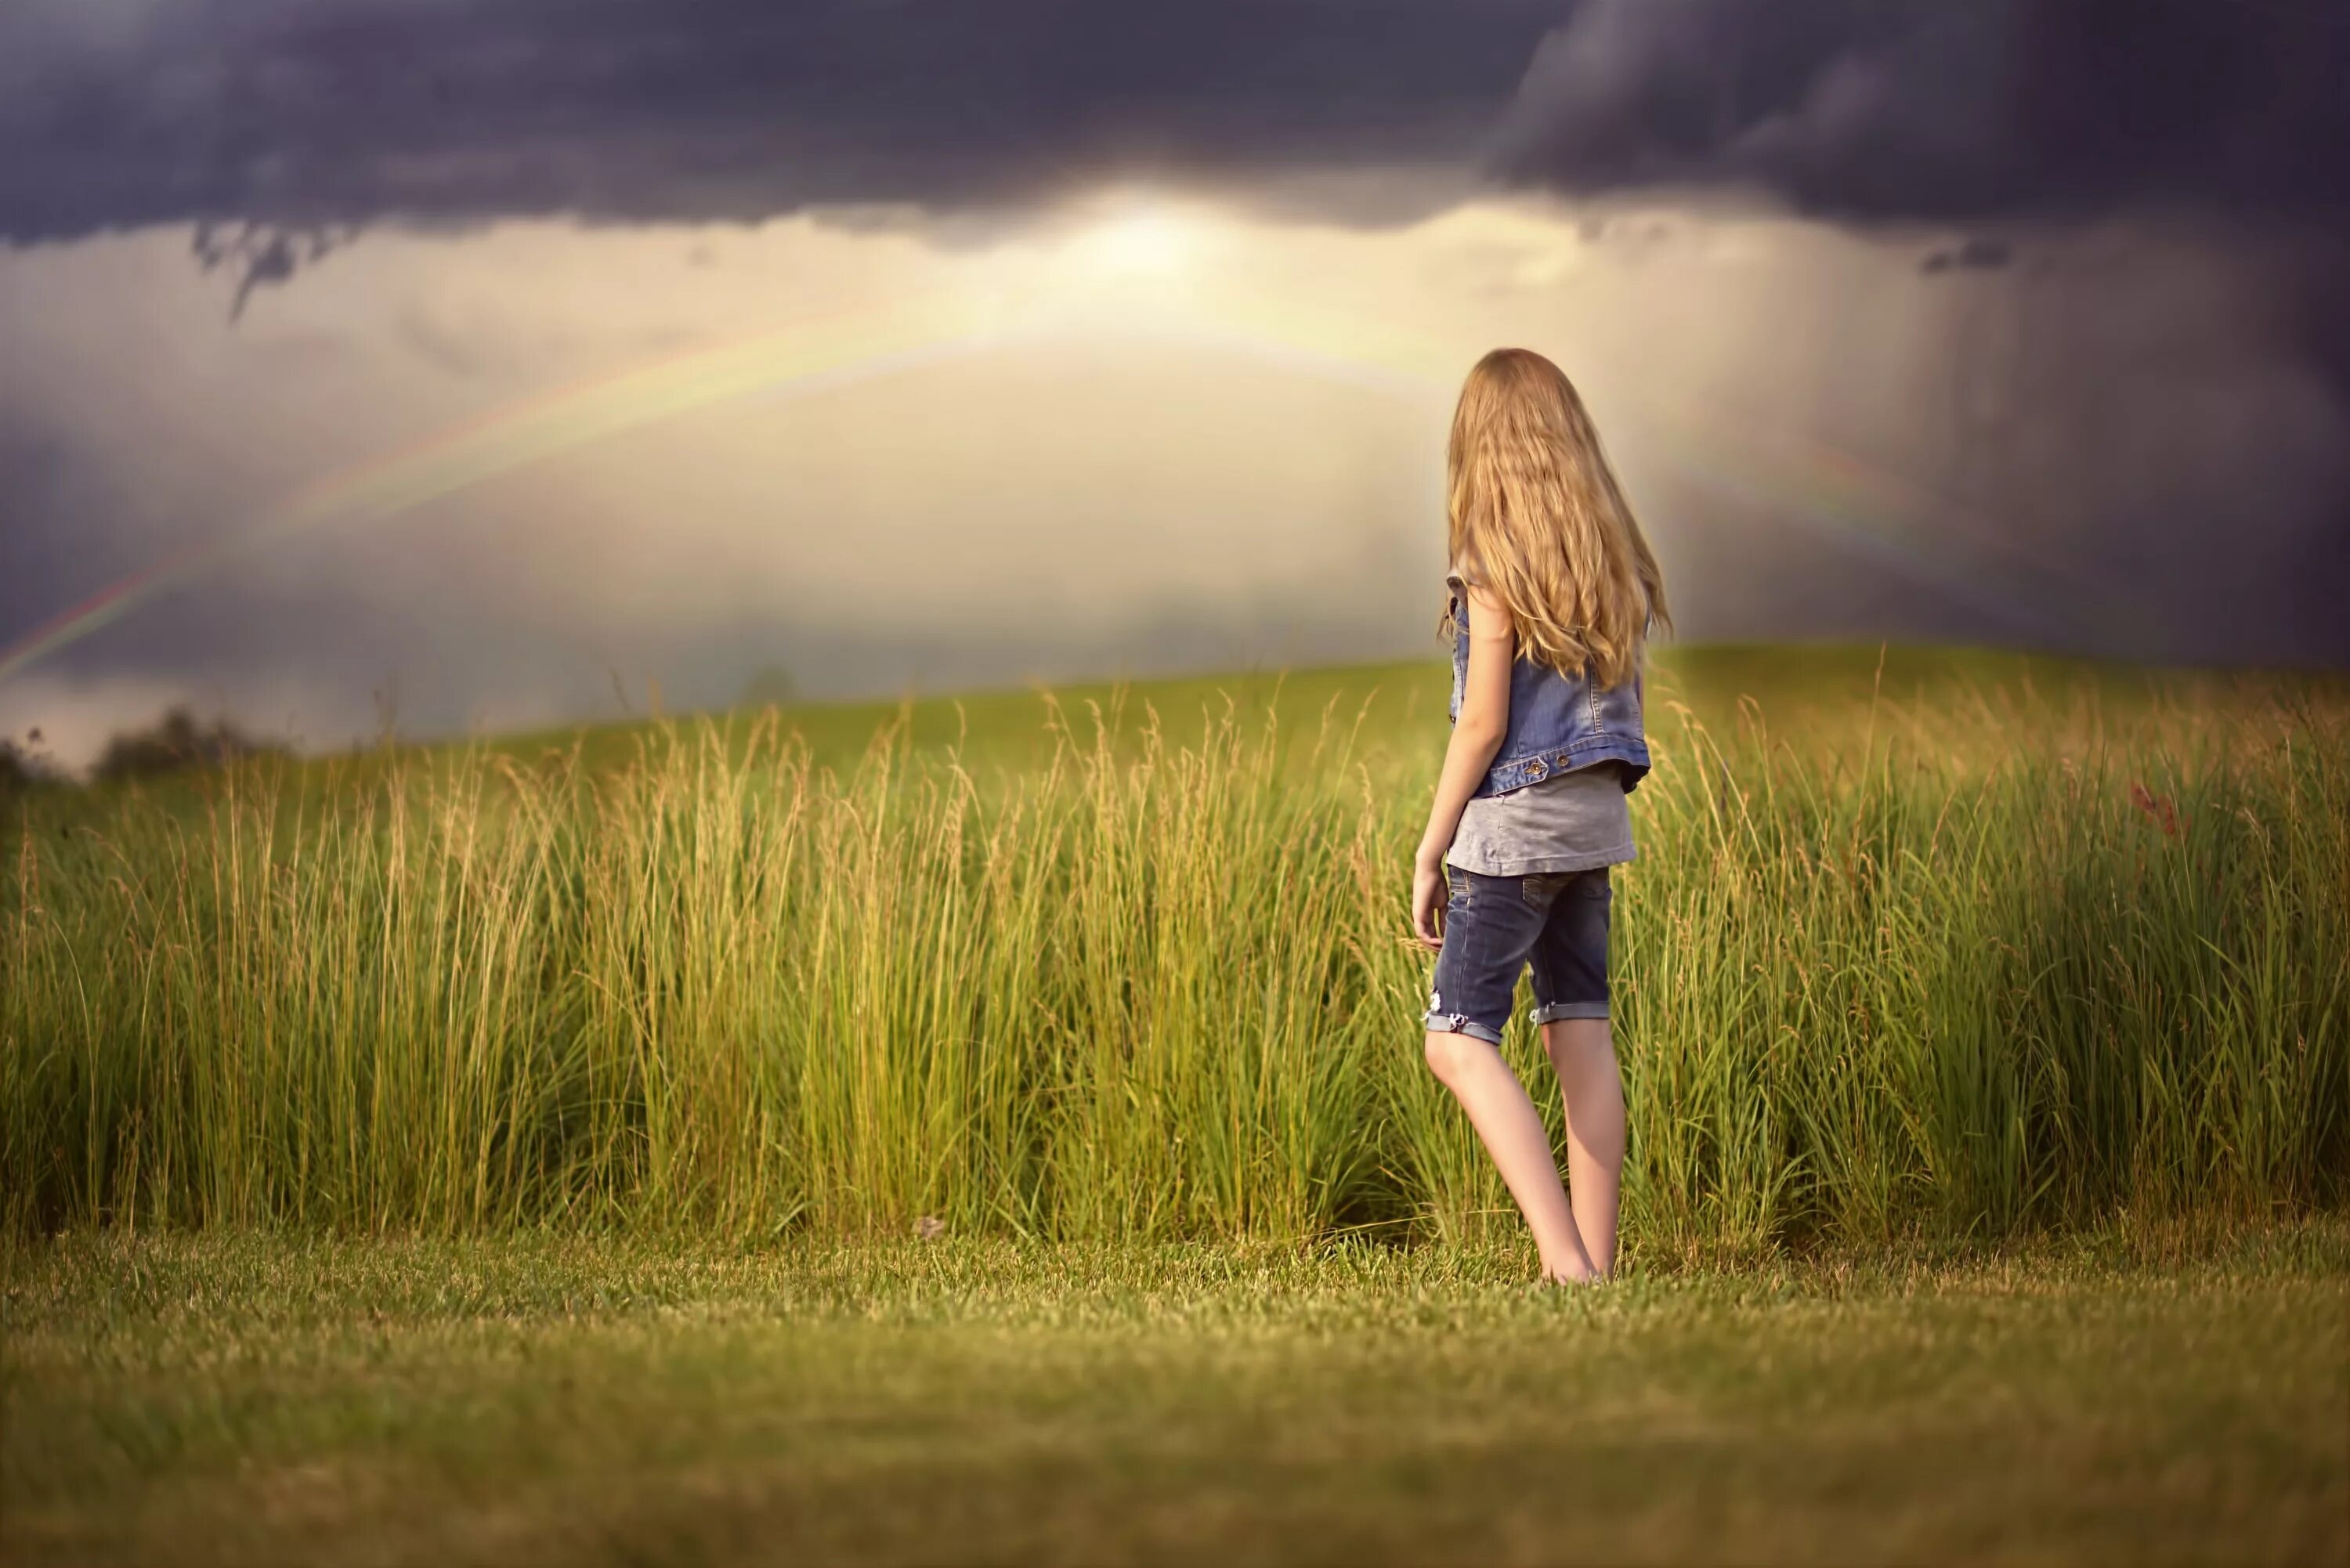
[1411,853,1448,951]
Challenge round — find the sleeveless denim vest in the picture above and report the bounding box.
[1447,591,1651,797]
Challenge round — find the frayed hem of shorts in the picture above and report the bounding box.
[1530,1001,1610,1024]
[1422,1013,1505,1046]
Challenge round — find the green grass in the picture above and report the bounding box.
[496,657,1456,780]
[456,641,2350,781]
[6,1224,2345,1566]
[5,645,2346,1247]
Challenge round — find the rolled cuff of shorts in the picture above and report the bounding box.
[1530,999,1609,1024]
[1423,1012,1506,1046]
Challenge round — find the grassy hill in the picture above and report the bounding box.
[442,641,2341,783]
[7,645,2327,813]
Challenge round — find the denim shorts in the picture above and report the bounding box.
[1424,864,1612,1046]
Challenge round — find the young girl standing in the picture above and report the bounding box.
[1412,347,1669,1285]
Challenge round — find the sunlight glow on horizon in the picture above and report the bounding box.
[1062,197,1211,282]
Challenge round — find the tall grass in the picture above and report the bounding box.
[5,682,2344,1252]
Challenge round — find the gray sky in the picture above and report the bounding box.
[5,0,2346,767]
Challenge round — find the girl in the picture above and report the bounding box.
[1412,347,1668,1285]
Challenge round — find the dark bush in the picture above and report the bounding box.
[0,741,34,794]
[737,663,800,709]
[92,708,284,783]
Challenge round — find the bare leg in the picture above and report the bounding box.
[1542,1018,1626,1277]
[1424,1030,1596,1282]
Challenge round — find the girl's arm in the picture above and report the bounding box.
[1412,586,1513,948]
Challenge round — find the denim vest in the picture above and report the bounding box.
[1447,592,1651,797]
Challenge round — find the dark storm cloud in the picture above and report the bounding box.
[1496,0,2350,669]
[0,0,1560,243]
[9,0,2348,240]
[1497,0,2350,222]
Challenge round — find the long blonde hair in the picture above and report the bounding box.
[1444,347,1669,688]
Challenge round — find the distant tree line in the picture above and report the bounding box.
[5,664,801,797]
[2,709,287,795]
[91,709,284,782]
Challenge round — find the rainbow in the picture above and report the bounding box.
[0,284,1018,685]
[0,275,2110,686]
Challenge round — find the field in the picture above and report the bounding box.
[4,644,2347,1563]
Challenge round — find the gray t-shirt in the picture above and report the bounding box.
[1447,761,1637,878]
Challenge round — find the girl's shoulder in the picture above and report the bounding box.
[1446,563,1515,646]
[1445,558,1491,599]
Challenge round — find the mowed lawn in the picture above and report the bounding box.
[5,1226,2345,1566]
